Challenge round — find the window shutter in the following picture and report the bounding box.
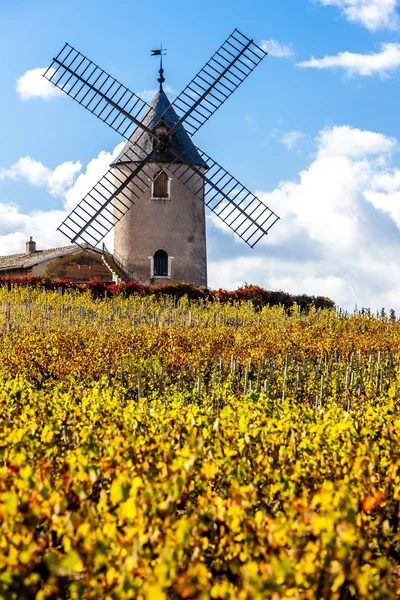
[153,171,169,198]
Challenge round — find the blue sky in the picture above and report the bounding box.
[2,0,400,310]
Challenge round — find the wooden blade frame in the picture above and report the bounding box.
[166,148,279,248]
[44,44,166,246]
[58,148,162,247]
[170,29,267,137]
[44,43,154,140]
[45,32,278,248]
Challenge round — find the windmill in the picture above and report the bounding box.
[44,30,279,285]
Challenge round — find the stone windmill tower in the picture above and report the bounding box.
[111,73,208,286]
[45,30,280,285]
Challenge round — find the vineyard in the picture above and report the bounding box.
[1,285,400,599]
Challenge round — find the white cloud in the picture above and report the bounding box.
[261,40,294,58]
[315,0,399,30]
[0,204,68,255]
[208,124,400,312]
[297,42,400,77]
[317,126,396,156]
[65,143,124,210]
[16,67,63,101]
[0,144,124,255]
[208,257,350,301]
[281,131,305,150]
[0,157,82,198]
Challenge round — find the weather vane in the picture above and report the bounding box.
[151,44,167,89]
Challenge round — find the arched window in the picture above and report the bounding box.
[154,250,168,276]
[152,170,169,199]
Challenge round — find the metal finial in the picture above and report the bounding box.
[158,66,165,89]
[151,44,167,90]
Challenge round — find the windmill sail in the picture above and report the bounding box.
[58,148,162,247]
[45,32,279,250]
[44,44,152,140]
[171,29,267,136]
[44,43,164,182]
[167,147,279,248]
[45,31,267,146]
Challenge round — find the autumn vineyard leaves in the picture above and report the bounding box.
[1,284,400,599]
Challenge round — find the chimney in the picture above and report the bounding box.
[26,236,36,254]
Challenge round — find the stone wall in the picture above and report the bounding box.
[31,250,112,282]
[113,164,207,287]
[0,250,111,282]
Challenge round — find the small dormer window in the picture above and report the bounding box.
[152,170,170,199]
[152,121,169,151]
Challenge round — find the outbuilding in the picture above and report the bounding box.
[0,238,114,283]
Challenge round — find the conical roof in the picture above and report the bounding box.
[111,89,207,167]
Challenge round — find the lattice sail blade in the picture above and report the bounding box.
[46,36,277,249]
[171,29,267,137]
[44,44,168,246]
[167,148,279,248]
[58,149,160,247]
[44,43,152,141]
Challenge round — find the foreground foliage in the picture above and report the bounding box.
[0,288,399,599]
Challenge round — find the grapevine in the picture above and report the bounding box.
[0,287,399,599]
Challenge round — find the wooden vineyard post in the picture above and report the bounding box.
[138,374,143,399]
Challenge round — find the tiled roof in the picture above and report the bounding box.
[0,243,100,271]
[111,88,207,167]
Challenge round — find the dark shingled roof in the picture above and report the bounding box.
[111,88,207,167]
[0,243,100,271]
